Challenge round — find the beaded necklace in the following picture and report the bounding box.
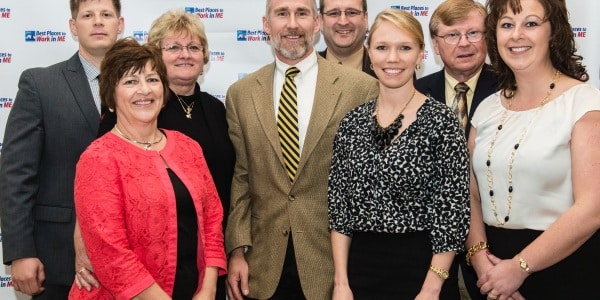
[114,125,163,150]
[371,89,416,150]
[486,70,561,226]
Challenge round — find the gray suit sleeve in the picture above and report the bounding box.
[0,69,45,264]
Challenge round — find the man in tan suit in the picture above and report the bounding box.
[225,0,378,299]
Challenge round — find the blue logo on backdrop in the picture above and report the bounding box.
[25,31,36,42]
[237,30,247,41]
[25,30,67,42]
[210,50,225,62]
[236,30,269,42]
[133,31,148,43]
[184,7,224,19]
[390,5,430,17]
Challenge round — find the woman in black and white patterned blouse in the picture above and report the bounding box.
[327,8,470,300]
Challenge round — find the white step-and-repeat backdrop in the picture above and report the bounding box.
[0,0,598,298]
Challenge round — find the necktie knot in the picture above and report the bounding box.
[286,66,300,79]
[454,82,469,94]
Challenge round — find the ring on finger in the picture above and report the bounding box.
[77,267,87,274]
[488,293,499,300]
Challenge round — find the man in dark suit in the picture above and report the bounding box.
[317,0,376,78]
[414,1,497,299]
[225,0,378,299]
[415,0,497,140]
[0,0,123,298]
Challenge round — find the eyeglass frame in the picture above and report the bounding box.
[161,43,204,54]
[321,9,364,18]
[435,30,484,45]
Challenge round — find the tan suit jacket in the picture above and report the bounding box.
[225,55,379,299]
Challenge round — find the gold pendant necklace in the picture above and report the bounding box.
[176,95,195,119]
[485,70,560,226]
[114,125,163,150]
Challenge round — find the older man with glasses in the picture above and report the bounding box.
[318,0,376,78]
[415,0,497,140]
[414,0,499,299]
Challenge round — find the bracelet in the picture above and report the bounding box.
[515,254,533,274]
[429,265,449,280]
[465,241,489,266]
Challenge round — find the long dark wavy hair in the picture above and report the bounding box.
[485,0,588,98]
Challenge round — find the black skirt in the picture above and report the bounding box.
[348,231,460,299]
[486,225,600,299]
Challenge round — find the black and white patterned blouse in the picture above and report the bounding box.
[328,97,470,254]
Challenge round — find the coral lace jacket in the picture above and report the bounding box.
[69,130,226,299]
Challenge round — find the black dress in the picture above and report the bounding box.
[168,168,200,299]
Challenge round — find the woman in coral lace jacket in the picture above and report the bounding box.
[68,38,226,299]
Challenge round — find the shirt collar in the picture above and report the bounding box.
[445,68,483,95]
[325,47,364,71]
[78,53,100,81]
[275,50,318,78]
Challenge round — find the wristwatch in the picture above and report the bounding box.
[517,255,533,274]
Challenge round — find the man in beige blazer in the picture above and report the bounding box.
[225,0,378,299]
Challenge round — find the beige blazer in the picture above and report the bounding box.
[225,55,379,299]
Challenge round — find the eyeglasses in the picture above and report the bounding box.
[436,31,483,45]
[322,9,364,18]
[162,43,203,54]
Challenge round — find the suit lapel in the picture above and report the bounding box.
[296,58,339,175]
[470,65,498,116]
[429,70,446,103]
[251,63,285,165]
[63,53,100,133]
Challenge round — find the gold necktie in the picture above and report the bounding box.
[277,67,301,181]
[453,82,469,129]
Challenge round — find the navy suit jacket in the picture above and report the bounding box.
[414,64,498,139]
[0,53,99,286]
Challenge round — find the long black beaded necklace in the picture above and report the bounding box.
[371,89,416,150]
[486,70,560,226]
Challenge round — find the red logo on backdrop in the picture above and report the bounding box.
[0,8,10,18]
[572,27,587,38]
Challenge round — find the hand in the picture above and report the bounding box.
[332,284,353,300]
[194,266,218,300]
[485,290,524,300]
[10,257,45,296]
[478,253,528,299]
[74,221,99,291]
[226,248,250,300]
[414,280,441,300]
[193,287,216,300]
[471,250,495,279]
[414,291,439,300]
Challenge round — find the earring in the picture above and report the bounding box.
[109,107,115,112]
[370,63,374,70]
[415,64,421,70]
